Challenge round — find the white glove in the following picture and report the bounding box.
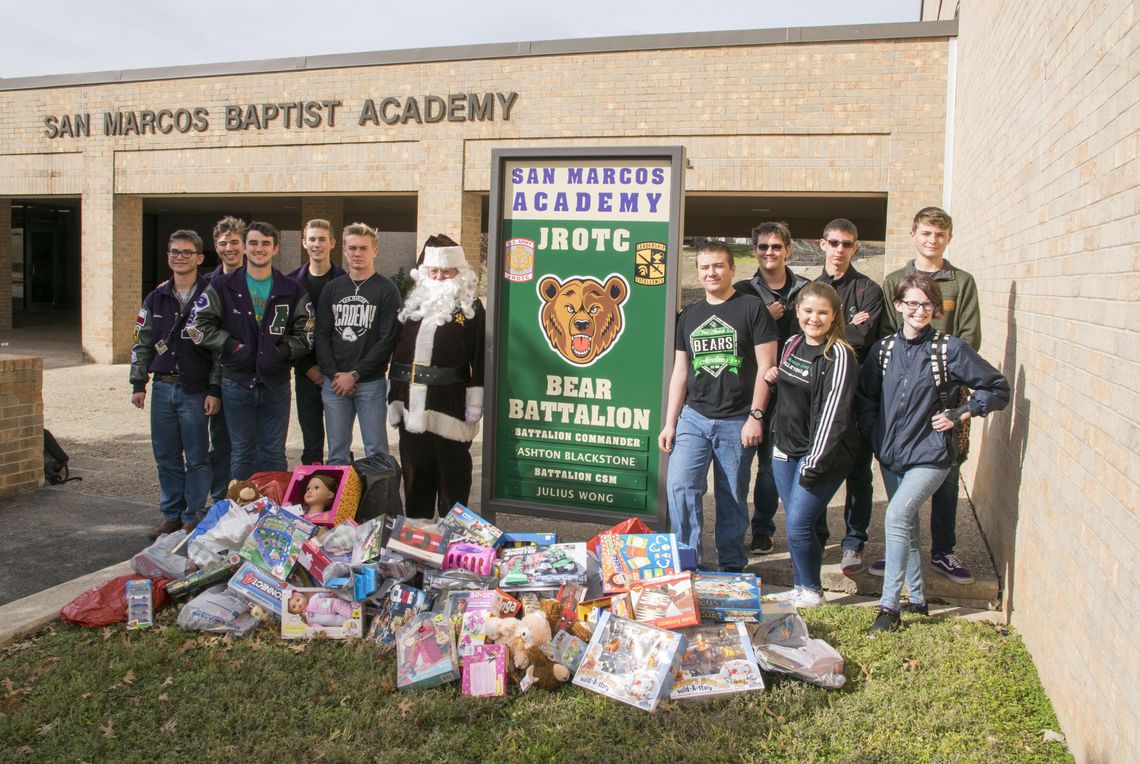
[464,406,483,424]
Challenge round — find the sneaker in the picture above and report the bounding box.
[930,553,974,584]
[900,601,929,616]
[750,534,774,554]
[792,588,825,609]
[867,607,901,636]
[840,548,864,576]
[148,518,182,540]
[869,558,886,577]
[763,587,802,603]
[181,521,199,534]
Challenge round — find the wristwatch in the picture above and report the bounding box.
[749,408,764,421]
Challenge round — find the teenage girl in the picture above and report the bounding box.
[859,273,1009,635]
[765,281,860,608]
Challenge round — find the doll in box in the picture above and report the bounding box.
[302,475,339,521]
[287,590,355,627]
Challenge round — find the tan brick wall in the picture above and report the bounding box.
[950,2,1139,760]
[0,355,44,497]
[0,199,11,330]
[0,35,950,361]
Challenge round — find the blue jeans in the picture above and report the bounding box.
[930,463,960,556]
[150,381,211,524]
[839,431,875,552]
[666,406,754,570]
[322,378,389,465]
[221,377,291,480]
[208,405,231,503]
[879,464,950,610]
[772,453,844,591]
[750,415,778,537]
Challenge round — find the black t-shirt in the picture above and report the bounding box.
[304,268,334,306]
[314,273,401,382]
[772,338,825,457]
[675,292,777,418]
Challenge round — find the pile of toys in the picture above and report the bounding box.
[81,464,846,711]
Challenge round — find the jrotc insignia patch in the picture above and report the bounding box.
[634,242,666,286]
[134,308,147,344]
[504,238,535,282]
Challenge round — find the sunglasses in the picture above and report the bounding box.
[824,239,856,250]
[754,243,785,252]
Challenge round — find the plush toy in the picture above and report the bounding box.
[484,611,570,690]
[226,480,261,506]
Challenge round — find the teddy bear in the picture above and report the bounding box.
[539,597,593,643]
[484,611,570,691]
[226,479,261,506]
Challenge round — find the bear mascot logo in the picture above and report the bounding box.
[537,274,629,366]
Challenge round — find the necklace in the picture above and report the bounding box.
[349,275,369,295]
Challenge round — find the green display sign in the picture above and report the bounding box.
[483,147,685,528]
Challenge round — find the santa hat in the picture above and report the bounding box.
[417,234,466,270]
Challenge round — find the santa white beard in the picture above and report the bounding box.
[398,268,478,326]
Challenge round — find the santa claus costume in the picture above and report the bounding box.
[387,235,485,518]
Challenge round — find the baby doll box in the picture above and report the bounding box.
[284,465,363,526]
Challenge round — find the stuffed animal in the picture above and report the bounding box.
[226,480,261,506]
[539,598,593,643]
[484,611,570,690]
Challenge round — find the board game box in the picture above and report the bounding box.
[227,560,287,618]
[598,533,682,593]
[670,622,765,700]
[572,611,688,712]
[627,571,700,630]
[693,571,763,610]
[238,512,315,579]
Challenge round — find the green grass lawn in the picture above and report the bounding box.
[0,605,1069,764]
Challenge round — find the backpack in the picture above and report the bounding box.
[878,331,971,464]
[44,429,82,485]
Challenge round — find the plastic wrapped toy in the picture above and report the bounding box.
[177,584,261,636]
[131,530,194,579]
[396,613,460,690]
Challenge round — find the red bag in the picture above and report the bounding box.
[60,574,171,628]
[249,471,293,505]
[587,517,654,556]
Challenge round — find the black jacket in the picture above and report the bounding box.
[130,276,219,395]
[772,335,860,487]
[858,326,1010,473]
[815,265,884,361]
[734,266,810,342]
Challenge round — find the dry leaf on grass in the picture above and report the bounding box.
[179,640,196,653]
[902,659,920,673]
[1041,729,1066,745]
[161,718,178,735]
[101,628,113,641]
[161,676,174,688]
[398,699,414,719]
[36,720,57,736]
[99,719,116,739]
[122,670,137,685]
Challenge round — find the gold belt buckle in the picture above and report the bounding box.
[410,363,422,385]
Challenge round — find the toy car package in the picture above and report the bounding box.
[498,542,587,591]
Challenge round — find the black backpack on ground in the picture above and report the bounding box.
[352,452,402,521]
[44,429,81,485]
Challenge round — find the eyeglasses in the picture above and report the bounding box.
[426,267,459,278]
[901,300,935,313]
[754,243,785,252]
[824,239,856,250]
[167,249,199,259]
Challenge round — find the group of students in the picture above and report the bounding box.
[130,217,485,543]
[660,207,1009,635]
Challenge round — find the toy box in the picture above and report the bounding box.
[540,629,589,674]
[455,590,499,664]
[281,587,363,639]
[443,542,497,577]
[497,542,587,591]
[498,531,557,548]
[599,533,682,593]
[367,583,428,650]
[694,571,762,611]
[462,644,508,697]
[670,622,765,700]
[628,571,700,630]
[396,613,461,690]
[165,554,242,599]
[227,560,287,618]
[385,516,452,568]
[125,578,153,631]
[572,611,688,713]
[439,503,503,548]
[587,517,652,556]
[238,512,315,579]
[283,464,363,526]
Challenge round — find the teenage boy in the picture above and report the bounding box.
[287,219,346,465]
[191,221,313,479]
[130,230,219,538]
[659,241,778,572]
[815,218,884,575]
[873,206,981,584]
[734,221,809,554]
[203,216,246,503]
[314,222,401,465]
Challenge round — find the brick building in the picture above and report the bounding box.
[0,3,1136,760]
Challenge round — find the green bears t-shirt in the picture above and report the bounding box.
[246,273,272,324]
[675,292,777,418]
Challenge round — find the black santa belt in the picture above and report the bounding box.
[389,362,469,386]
